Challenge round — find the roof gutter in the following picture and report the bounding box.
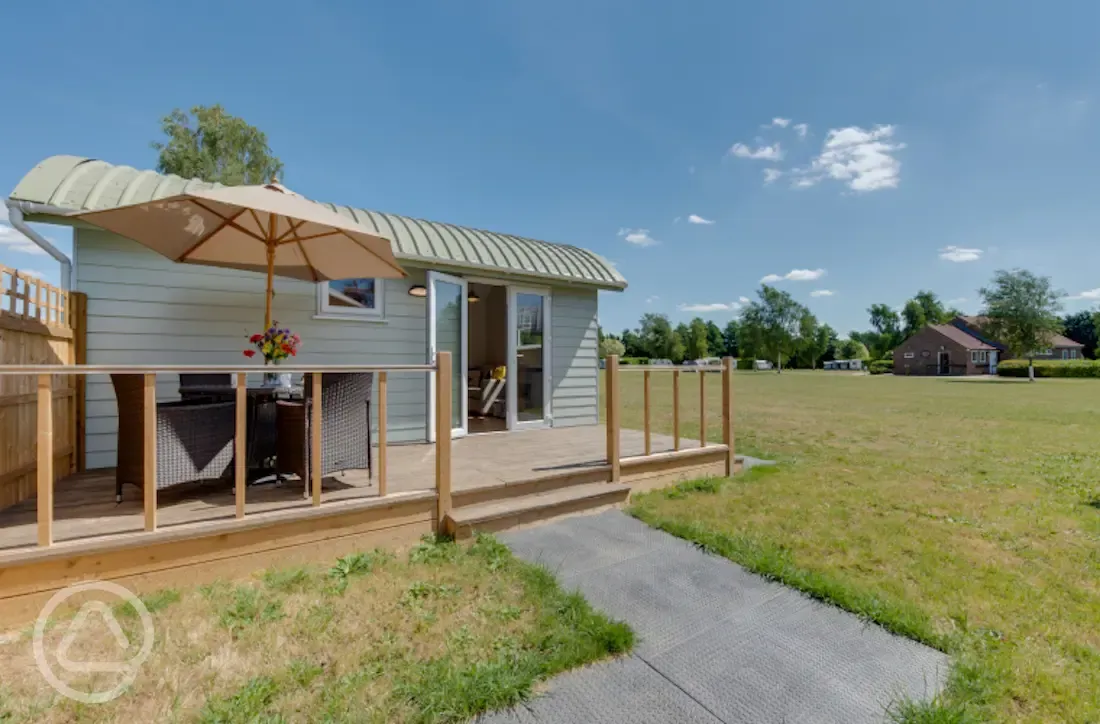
[4,200,73,290]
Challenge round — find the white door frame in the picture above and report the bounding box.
[507,285,552,430]
[427,270,468,441]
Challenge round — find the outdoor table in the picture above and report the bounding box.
[181,384,304,482]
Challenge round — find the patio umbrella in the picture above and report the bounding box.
[73,181,406,329]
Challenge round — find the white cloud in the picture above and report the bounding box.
[728,142,784,161]
[617,227,659,247]
[760,268,826,283]
[672,216,681,223]
[793,123,809,139]
[939,246,983,263]
[0,205,8,224]
[947,297,968,305]
[763,168,783,184]
[678,301,742,313]
[18,269,45,279]
[687,214,714,225]
[0,223,48,256]
[810,289,835,297]
[738,296,751,304]
[646,295,660,304]
[767,117,791,128]
[1068,288,1100,300]
[791,124,904,192]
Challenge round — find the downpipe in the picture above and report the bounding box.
[4,200,73,290]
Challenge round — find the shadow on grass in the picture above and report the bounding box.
[1085,498,1100,510]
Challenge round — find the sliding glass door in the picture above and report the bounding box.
[427,271,467,439]
[507,287,551,429]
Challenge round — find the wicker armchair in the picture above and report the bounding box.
[178,373,235,402]
[276,372,372,492]
[111,374,236,502]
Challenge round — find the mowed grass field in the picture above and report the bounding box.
[607,370,1100,723]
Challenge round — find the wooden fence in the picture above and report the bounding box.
[0,266,85,510]
[603,355,735,480]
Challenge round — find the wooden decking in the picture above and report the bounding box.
[0,425,695,553]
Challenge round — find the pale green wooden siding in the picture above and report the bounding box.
[78,228,431,468]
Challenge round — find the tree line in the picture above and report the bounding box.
[604,270,1098,376]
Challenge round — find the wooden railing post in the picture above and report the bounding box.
[235,373,247,518]
[311,373,323,507]
[643,369,651,456]
[672,369,680,451]
[143,373,157,532]
[36,374,53,547]
[435,352,453,531]
[699,369,707,448]
[605,355,620,482]
[377,371,388,496]
[722,357,734,476]
[72,292,87,473]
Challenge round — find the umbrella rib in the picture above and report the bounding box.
[190,200,269,243]
[248,209,267,240]
[275,219,307,244]
[289,227,320,283]
[276,229,341,244]
[178,207,249,261]
[337,229,408,277]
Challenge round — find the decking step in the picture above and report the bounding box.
[446,482,631,537]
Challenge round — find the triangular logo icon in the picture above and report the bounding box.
[55,601,132,674]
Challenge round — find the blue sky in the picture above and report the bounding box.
[3,0,1100,335]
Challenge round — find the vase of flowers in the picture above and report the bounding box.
[244,322,301,388]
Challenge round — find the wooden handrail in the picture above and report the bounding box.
[27,359,449,549]
[0,363,435,375]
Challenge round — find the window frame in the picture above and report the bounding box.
[979,350,987,363]
[903,352,915,359]
[316,278,385,321]
[970,350,979,364]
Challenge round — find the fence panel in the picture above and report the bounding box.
[0,266,81,510]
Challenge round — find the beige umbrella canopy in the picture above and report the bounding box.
[74,181,407,329]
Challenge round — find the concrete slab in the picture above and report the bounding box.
[480,511,948,724]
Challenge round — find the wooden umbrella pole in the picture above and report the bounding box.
[265,213,277,330]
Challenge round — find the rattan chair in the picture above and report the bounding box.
[111,374,236,502]
[275,372,372,492]
[178,373,235,402]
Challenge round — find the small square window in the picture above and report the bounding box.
[970,350,979,363]
[904,352,915,359]
[318,278,383,318]
[979,350,987,363]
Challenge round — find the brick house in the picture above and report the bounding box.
[893,316,1085,376]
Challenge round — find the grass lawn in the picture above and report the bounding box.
[611,371,1100,723]
[0,535,632,723]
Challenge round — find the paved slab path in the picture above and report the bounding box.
[480,511,948,724]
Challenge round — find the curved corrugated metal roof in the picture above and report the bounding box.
[10,155,627,290]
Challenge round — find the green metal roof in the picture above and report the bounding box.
[10,155,627,290]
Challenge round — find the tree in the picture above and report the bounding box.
[739,285,807,373]
[798,313,830,369]
[705,321,724,359]
[669,331,687,364]
[722,319,740,358]
[1062,310,1099,359]
[901,299,928,337]
[811,323,838,368]
[685,318,710,360]
[638,313,675,360]
[838,338,870,360]
[620,329,645,358]
[979,269,1064,381]
[864,303,903,357]
[153,105,284,186]
[599,336,625,359]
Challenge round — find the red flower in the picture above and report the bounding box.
[243,350,256,358]
[250,334,263,344]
